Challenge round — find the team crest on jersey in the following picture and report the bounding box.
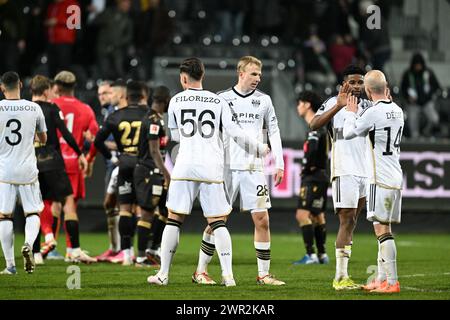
[252,99,261,108]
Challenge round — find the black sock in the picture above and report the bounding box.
[137,222,151,257]
[119,215,133,250]
[301,224,315,255]
[52,217,59,237]
[65,220,80,248]
[150,218,166,250]
[314,224,327,255]
[33,230,41,254]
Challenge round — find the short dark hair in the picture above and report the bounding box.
[30,75,51,96]
[152,86,171,103]
[342,65,365,79]
[298,90,322,112]
[180,57,205,81]
[1,71,20,91]
[111,79,127,88]
[126,80,144,103]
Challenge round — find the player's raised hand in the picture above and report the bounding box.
[346,94,358,113]
[336,82,351,108]
[274,169,284,187]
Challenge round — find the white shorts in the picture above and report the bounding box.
[227,170,271,212]
[166,180,232,218]
[367,184,402,224]
[106,166,119,195]
[332,175,367,211]
[0,181,44,215]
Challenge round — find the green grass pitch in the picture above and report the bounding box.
[1,233,449,300]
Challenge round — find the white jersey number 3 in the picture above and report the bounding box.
[5,119,22,146]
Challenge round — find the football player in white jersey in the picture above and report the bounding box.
[192,56,285,286]
[147,58,268,287]
[0,72,47,275]
[343,70,403,293]
[310,65,372,290]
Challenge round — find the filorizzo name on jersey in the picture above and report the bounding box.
[175,95,221,104]
[0,105,37,112]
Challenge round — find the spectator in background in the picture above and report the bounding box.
[329,34,357,83]
[0,0,27,73]
[300,28,336,90]
[94,0,133,79]
[216,0,249,43]
[45,0,79,77]
[401,52,441,139]
[137,0,173,80]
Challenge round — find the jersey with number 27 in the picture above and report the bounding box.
[53,96,98,173]
[0,99,47,184]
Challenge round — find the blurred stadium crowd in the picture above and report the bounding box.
[1,0,449,139]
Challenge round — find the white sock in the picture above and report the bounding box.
[123,248,131,261]
[213,226,233,278]
[25,215,40,247]
[158,224,180,277]
[255,241,271,277]
[335,245,351,280]
[196,232,215,273]
[107,215,120,252]
[44,233,54,243]
[0,220,15,268]
[376,241,387,282]
[380,238,398,285]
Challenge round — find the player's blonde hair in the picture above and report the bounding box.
[237,56,262,73]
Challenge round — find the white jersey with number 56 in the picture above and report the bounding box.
[343,100,404,189]
[0,99,47,184]
[168,88,265,183]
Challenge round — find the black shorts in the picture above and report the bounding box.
[134,164,166,211]
[297,180,328,215]
[38,169,73,202]
[117,155,138,204]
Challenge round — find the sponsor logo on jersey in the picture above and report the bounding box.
[149,124,160,135]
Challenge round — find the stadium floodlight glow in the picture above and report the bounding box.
[294,84,303,94]
[130,59,138,67]
[325,87,333,95]
[203,37,212,46]
[287,59,295,68]
[219,61,227,69]
[214,34,222,43]
[242,35,250,43]
[232,38,241,46]
[305,83,313,91]
[41,56,48,64]
[23,6,30,14]
[443,90,448,99]
[277,62,286,71]
[198,10,206,19]
[261,38,270,47]
[270,36,279,44]
[173,35,182,44]
[160,59,169,67]
[393,86,400,95]
[168,10,176,18]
